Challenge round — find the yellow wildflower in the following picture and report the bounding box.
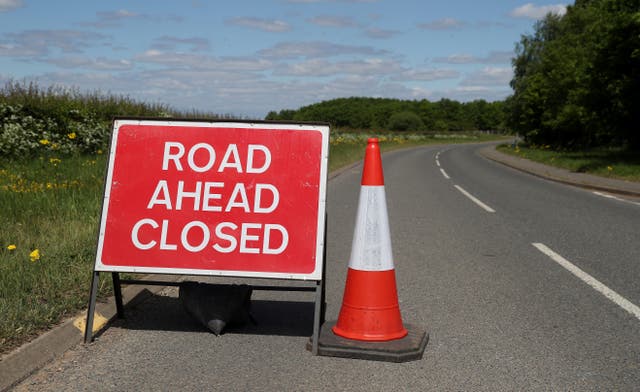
[68,132,77,139]
[39,139,50,145]
[29,249,40,262]
[607,166,613,172]
[7,244,17,251]
[49,158,61,165]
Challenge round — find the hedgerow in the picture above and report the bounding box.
[0,103,110,156]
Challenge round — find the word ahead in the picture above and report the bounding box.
[94,120,329,280]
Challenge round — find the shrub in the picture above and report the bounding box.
[387,111,424,132]
[0,103,110,157]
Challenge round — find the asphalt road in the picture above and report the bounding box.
[15,143,640,391]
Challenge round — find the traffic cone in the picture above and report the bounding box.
[332,138,408,341]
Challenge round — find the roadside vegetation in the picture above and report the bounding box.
[497,143,640,182]
[267,96,507,133]
[501,0,639,183]
[506,0,639,152]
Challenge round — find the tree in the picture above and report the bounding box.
[264,96,507,132]
[387,111,424,131]
[507,0,640,150]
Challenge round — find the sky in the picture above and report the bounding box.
[0,0,567,118]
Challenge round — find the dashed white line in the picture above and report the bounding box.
[440,168,450,179]
[593,191,640,206]
[436,159,441,167]
[453,185,496,213]
[533,243,640,321]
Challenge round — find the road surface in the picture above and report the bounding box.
[15,143,640,391]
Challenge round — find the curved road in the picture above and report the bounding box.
[16,143,640,391]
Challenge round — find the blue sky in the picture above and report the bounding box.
[0,0,567,118]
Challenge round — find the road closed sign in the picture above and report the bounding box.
[94,119,329,280]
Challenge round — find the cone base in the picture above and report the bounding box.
[333,269,407,342]
[309,321,428,362]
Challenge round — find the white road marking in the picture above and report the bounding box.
[440,168,450,179]
[436,159,440,167]
[593,191,640,207]
[533,243,640,321]
[453,185,495,213]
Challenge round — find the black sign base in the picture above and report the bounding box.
[307,321,428,362]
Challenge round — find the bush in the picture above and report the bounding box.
[0,103,110,157]
[387,111,424,132]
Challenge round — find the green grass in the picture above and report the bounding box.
[0,131,506,355]
[497,144,640,182]
[0,153,112,353]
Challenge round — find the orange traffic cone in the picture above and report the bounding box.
[332,138,408,342]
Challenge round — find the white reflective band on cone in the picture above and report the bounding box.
[348,185,394,271]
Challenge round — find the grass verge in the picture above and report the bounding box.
[496,144,640,182]
[0,153,110,353]
[1,131,504,355]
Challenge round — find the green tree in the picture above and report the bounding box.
[387,111,424,131]
[264,96,507,132]
[507,0,640,149]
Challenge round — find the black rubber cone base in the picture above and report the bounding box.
[307,321,428,362]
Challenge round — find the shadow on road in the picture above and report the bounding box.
[111,293,314,338]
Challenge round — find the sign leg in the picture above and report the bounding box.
[311,280,323,355]
[112,272,124,318]
[321,213,328,324]
[84,271,100,344]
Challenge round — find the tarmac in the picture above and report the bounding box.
[1,143,638,391]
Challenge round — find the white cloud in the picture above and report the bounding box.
[84,9,183,28]
[0,30,107,57]
[97,9,139,20]
[391,68,459,82]
[259,41,387,59]
[0,0,23,12]
[286,0,379,3]
[510,3,567,19]
[418,18,466,30]
[226,17,291,32]
[433,51,513,65]
[460,67,513,87]
[151,36,210,52]
[135,50,273,71]
[308,15,358,28]
[46,56,133,70]
[433,54,476,64]
[364,28,400,39]
[0,42,39,56]
[275,58,404,77]
[484,51,514,64]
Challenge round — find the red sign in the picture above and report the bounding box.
[94,119,329,280]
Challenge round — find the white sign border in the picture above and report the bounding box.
[94,119,329,281]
